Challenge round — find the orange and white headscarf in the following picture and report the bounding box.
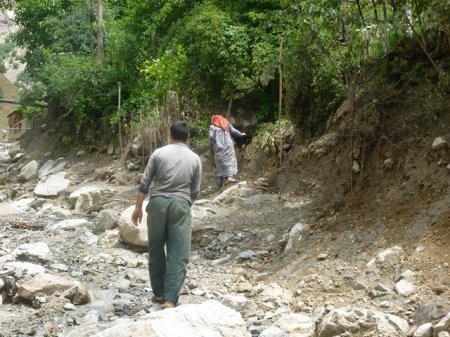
[210,115,229,131]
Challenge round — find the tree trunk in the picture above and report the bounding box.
[371,0,379,23]
[355,0,366,26]
[226,93,233,120]
[96,0,104,63]
[118,82,123,156]
[278,38,284,165]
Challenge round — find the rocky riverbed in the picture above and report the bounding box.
[0,138,449,337]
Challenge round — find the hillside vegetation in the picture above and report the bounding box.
[0,0,448,150]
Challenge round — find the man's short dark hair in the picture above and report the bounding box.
[170,120,190,142]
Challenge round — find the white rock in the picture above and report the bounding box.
[366,246,404,269]
[13,242,52,263]
[37,204,72,218]
[318,307,410,337]
[5,261,46,275]
[258,326,288,337]
[10,198,35,212]
[71,300,250,337]
[38,159,55,179]
[438,332,450,337]
[64,303,77,311]
[212,182,245,204]
[283,223,308,256]
[0,202,25,216]
[432,137,447,150]
[34,172,71,197]
[236,194,279,208]
[18,160,38,181]
[384,158,395,169]
[380,301,393,308]
[118,201,148,247]
[398,269,416,281]
[222,294,247,312]
[272,312,315,336]
[52,218,89,230]
[191,205,217,219]
[259,283,293,305]
[394,279,415,296]
[69,186,112,213]
[413,323,433,337]
[352,161,360,174]
[434,312,450,337]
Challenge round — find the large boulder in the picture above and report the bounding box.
[68,300,250,337]
[318,307,410,337]
[118,201,148,247]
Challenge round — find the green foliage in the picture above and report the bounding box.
[4,0,448,150]
[252,120,293,154]
[141,45,188,101]
[20,54,118,145]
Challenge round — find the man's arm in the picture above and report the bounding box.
[190,158,202,201]
[131,191,146,225]
[131,153,156,226]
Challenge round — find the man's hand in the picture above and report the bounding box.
[131,191,146,226]
[131,207,143,226]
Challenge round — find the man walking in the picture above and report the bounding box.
[131,120,202,309]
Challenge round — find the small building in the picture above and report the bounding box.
[6,109,30,140]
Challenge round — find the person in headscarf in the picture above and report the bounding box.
[209,114,246,188]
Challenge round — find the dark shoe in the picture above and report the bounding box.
[151,295,164,304]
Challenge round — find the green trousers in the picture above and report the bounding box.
[146,195,192,303]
